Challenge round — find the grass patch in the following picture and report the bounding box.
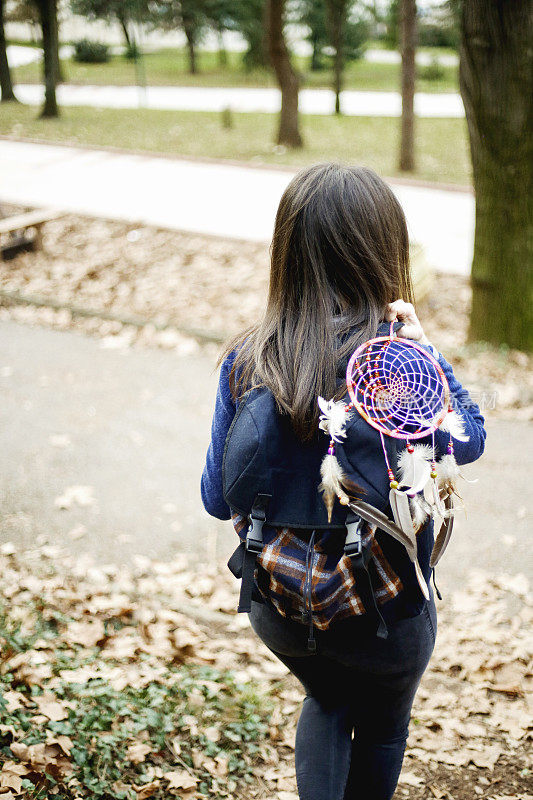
[0,103,471,185]
[11,45,458,93]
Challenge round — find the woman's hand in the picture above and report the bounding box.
[385,300,430,344]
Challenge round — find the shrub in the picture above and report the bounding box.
[418,22,459,49]
[419,57,446,82]
[124,41,140,60]
[73,39,110,64]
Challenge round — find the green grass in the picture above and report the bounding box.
[0,595,274,800]
[0,102,471,185]
[11,45,458,93]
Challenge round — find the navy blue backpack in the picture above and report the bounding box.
[223,323,435,649]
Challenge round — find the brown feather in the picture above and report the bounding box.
[339,475,366,498]
[430,496,455,567]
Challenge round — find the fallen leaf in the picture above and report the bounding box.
[54,485,95,510]
[127,742,152,764]
[163,770,197,790]
[134,780,160,799]
[64,618,105,647]
[32,696,69,722]
[204,725,220,742]
[398,771,424,786]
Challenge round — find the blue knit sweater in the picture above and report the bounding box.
[201,345,487,520]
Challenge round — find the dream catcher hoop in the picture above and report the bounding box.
[346,329,450,442]
[318,323,471,587]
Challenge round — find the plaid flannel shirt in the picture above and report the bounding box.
[232,512,403,629]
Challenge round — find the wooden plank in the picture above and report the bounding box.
[0,209,63,235]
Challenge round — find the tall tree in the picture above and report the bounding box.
[228,0,268,70]
[460,0,533,351]
[384,0,399,48]
[267,0,303,148]
[399,0,416,171]
[301,0,328,71]
[0,0,18,101]
[204,0,233,67]
[325,0,347,114]
[180,0,202,74]
[71,0,148,55]
[37,0,59,117]
[149,1,205,74]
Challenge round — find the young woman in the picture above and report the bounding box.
[201,163,486,800]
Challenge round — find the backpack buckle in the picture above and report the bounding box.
[246,516,265,554]
[345,514,365,569]
[245,493,271,554]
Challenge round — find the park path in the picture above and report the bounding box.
[0,139,473,275]
[13,83,464,117]
[0,319,530,588]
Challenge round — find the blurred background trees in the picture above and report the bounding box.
[0,0,18,100]
[1,0,531,350]
[70,0,148,58]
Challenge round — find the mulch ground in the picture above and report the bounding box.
[0,212,531,421]
[0,541,531,800]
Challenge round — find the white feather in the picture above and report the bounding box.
[431,479,449,517]
[397,444,434,495]
[318,397,352,443]
[319,453,350,521]
[319,453,348,499]
[436,454,461,490]
[409,493,431,531]
[439,409,469,442]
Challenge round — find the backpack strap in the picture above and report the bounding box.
[236,493,271,613]
[344,509,388,639]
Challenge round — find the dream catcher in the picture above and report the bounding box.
[318,323,470,595]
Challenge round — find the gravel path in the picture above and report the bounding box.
[1,320,530,589]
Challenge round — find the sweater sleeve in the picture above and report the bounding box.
[418,346,487,465]
[200,352,237,520]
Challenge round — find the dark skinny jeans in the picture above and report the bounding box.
[248,596,437,800]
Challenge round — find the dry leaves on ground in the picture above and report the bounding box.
[0,540,531,800]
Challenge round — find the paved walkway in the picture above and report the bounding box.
[14,83,464,117]
[0,320,529,586]
[0,139,473,275]
[365,48,458,67]
[7,44,73,67]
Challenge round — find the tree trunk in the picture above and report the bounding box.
[118,14,132,48]
[267,0,303,148]
[460,0,533,351]
[37,0,59,117]
[0,0,17,101]
[183,21,197,74]
[310,34,321,71]
[55,15,63,83]
[217,28,227,68]
[326,0,346,115]
[399,0,416,171]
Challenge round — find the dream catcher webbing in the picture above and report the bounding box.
[318,323,470,581]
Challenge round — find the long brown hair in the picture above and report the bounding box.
[222,163,413,441]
